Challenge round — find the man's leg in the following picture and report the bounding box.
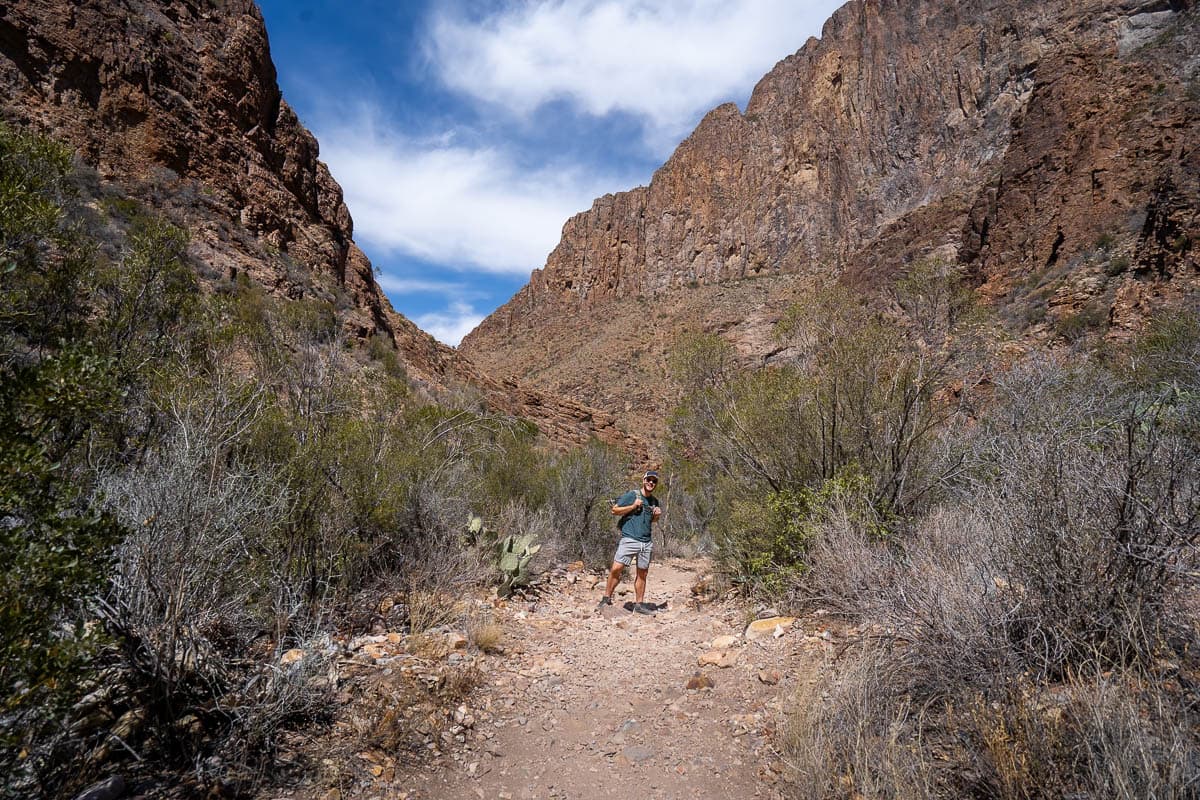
[604,561,624,598]
[633,566,648,603]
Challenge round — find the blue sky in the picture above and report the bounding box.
[256,0,843,345]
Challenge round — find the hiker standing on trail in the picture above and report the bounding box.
[597,470,663,615]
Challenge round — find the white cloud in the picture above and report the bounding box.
[429,0,841,151]
[320,120,616,275]
[416,301,486,346]
[376,274,469,296]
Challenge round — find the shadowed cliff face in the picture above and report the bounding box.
[0,0,400,338]
[0,0,651,454]
[460,0,1199,442]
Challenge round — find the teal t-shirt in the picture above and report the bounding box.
[616,490,660,543]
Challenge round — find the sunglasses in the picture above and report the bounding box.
[644,478,658,484]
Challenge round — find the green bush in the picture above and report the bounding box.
[669,274,968,592]
[0,346,125,707]
[0,121,671,797]
[542,440,627,567]
[783,312,1200,798]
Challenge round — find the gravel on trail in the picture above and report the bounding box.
[413,558,830,800]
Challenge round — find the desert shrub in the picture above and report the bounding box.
[0,123,94,352]
[783,314,1200,798]
[669,275,967,591]
[788,649,1200,800]
[465,608,504,653]
[1,121,652,796]
[785,645,938,800]
[94,373,295,756]
[959,355,1200,675]
[0,125,138,794]
[720,469,888,599]
[784,481,901,616]
[1128,307,1200,391]
[469,418,547,515]
[1054,301,1109,342]
[366,333,408,381]
[542,440,627,567]
[0,347,126,795]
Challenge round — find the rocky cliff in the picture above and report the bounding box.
[0,0,643,454]
[460,0,1199,439]
[0,0,400,337]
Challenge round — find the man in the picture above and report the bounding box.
[597,470,663,615]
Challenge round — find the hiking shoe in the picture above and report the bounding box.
[634,602,656,615]
[596,595,613,609]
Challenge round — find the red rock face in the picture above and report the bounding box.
[0,0,395,337]
[0,0,646,452]
[460,0,1199,441]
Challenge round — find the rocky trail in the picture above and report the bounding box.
[315,559,837,800]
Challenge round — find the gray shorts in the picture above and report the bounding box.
[614,537,653,570]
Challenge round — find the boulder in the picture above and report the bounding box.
[744,617,795,641]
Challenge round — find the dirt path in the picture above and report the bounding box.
[403,558,828,800]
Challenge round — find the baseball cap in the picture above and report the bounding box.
[643,470,659,481]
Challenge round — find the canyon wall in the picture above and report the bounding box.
[460,0,1199,440]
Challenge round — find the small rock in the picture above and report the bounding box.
[744,617,795,641]
[350,633,388,650]
[446,632,469,650]
[379,596,395,614]
[362,642,391,660]
[686,671,714,690]
[72,776,126,800]
[697,651,725,667]
[758,669,781,685]
[710,634,738,649]
[566,560,585,572]
[280,648,306,665]
[717,650,740,668]
[622,745,654,764]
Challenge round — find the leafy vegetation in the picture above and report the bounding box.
[664,247,1199,796]
[3,112,1197,799]
[668,262,975,597]
[0,124,641,798]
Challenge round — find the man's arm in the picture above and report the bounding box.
[611,492,642,516]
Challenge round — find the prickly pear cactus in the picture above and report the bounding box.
[464,514,496,548]
[496,533,541,598]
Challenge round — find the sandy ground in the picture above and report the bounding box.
[402,558,829,800]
